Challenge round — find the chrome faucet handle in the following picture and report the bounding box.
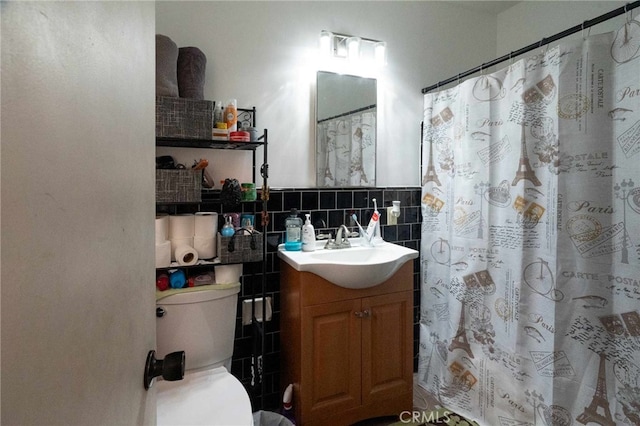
[325,225,352,249]
[324,238,338,249]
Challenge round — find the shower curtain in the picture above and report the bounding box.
[419,19,640,426]
[316,109,376,187]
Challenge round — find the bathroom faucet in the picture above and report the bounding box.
[324,225,352,249]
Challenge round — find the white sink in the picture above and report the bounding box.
[277,239,418,289]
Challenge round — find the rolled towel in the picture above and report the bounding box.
[177,47,207,100]
[156,34,179,97]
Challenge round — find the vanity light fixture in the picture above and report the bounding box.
[319,30,386,66]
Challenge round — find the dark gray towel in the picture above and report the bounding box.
[177,47,207,100]
[156,34,179,97]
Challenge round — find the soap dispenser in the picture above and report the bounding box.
[221,215,235,237]
[302,213,316,252]
[284,208,303,251]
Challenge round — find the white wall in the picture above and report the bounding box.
[1,2,156,424]
[156,1,502,188]
[497,1,628,58]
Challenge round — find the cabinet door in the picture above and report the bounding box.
[361,291,413,404]
[302,299,362,420]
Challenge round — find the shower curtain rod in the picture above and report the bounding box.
[421,1,640,94]
[317,103,376,123]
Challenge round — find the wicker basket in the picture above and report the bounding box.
[156,96,214,140]
[217,228,263,263]
[155,169,202,203]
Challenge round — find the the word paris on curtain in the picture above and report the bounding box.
[419,16,640,426]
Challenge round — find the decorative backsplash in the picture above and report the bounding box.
[231,187,422,410]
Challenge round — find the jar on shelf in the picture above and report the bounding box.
[241,183,257,201]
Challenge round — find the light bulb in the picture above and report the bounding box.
[347,37,361,60]
[374,41,387,66]
[320,30,333,57]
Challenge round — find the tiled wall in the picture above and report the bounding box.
[231,187,422,410]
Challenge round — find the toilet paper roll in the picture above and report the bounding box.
[215,264,243,284]
[170,237,193,261]
[194,212,219,237]
[169,214,195,239]
[194,235,216,259]
[155,240,171,268]
[156,214,170,243]
[175,244,198,266]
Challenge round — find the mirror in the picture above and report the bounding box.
[316,71,377,187]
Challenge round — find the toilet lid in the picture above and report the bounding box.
[156,367,253,426]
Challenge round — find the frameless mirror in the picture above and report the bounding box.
[316,71,376,187]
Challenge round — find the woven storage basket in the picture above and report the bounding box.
[155,169,202,203]
[156,96,214,140]
[217,228,263,263]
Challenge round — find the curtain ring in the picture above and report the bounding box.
[538,37,548,56]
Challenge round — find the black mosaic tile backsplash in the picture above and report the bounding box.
[240,187,422,411]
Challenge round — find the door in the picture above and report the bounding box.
[302,299,362,420]
[1,2,157,424]
[361,291,414,404]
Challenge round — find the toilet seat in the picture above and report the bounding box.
[156,367,253,426]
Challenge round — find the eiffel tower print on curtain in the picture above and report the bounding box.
[422,138,441,186]
[576,353,615,426]
[512,125,542,187]
[448,300,474,358]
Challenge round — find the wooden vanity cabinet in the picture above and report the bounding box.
[280,261,413,426]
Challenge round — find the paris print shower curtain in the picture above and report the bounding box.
[419,19,640,426]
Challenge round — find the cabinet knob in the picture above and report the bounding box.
[354,310,371,318]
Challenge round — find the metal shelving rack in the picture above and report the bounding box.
[156,106,269,410]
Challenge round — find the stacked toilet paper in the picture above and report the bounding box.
[169,214,199,266]
[156,213,218,267]
[155,214,172,268]
[194,212,218,259]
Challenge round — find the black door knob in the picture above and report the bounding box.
[143,350,185,390]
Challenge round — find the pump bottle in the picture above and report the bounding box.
[302,213,316,252]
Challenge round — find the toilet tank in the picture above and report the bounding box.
[156,283,241,371]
